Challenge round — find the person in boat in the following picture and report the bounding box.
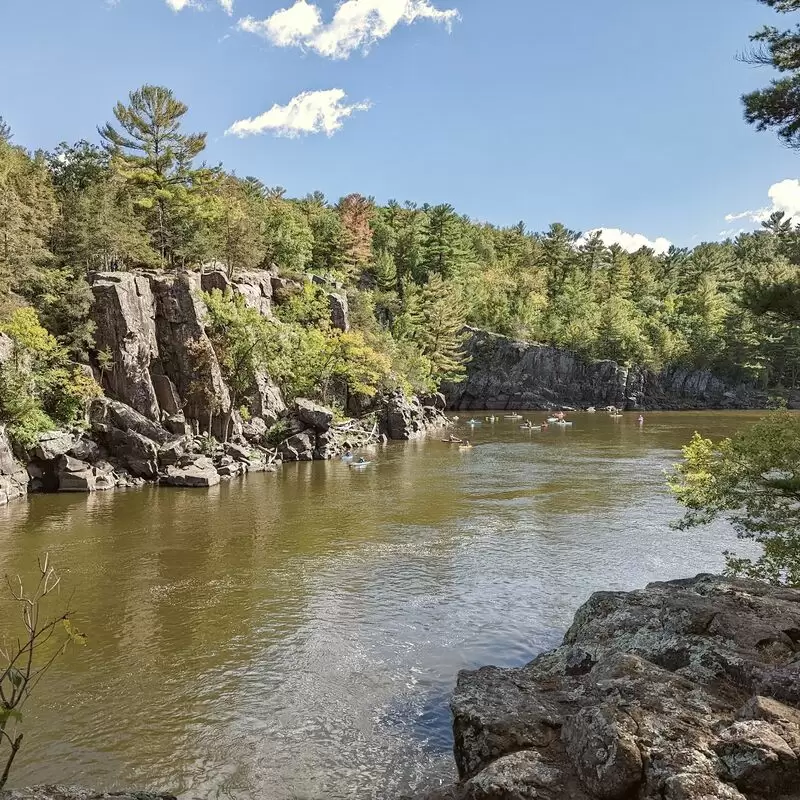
[638,415,644,424]
[357,456,366,464]
[343,446,353,457]
[556,410,565,420]
[461,440,472,448]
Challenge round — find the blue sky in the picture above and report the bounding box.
[2,0,799,250]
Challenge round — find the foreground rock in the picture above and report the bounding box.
[0,787,175,800]
[0,424,28,505]
[445,328,781,411]
[427,574,800,800]
[380,391,451,440]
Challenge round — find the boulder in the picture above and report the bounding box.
[224,442,251,463]
[161,461,220,488]
[67,436,102,463]
[33,431,74,461]
[249,371,286,425]
[429,575,800,800]
[279,431,315,462]
[380,391,450,440]
[295,398,334,432]
[52,454,117,492]
[242,416,269,443]
[0,424,28,505]
[158,437,191,467]
[328,292,349,332]
[89,398,172,445]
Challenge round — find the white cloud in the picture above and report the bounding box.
[725,178,800,225]
[237,0,459,59]
[165,0,233,13]
[226,89,372,138]
[577,228,672,256]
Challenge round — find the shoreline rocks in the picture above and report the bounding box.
[445,328,791,411]
[426,574,800,800]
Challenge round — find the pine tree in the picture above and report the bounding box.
[422,203,468,280]
[410,273,470,385]
[99,85,210,267]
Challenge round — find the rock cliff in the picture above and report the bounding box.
[446,329,772,411]
[425,574,800,800]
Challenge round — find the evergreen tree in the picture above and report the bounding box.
[410,274,470,385]
[99,85,210,266]
[422,203,468,280]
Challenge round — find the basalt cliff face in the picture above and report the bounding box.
[0,268,449,504]
[445,328,778,411]
[424,574,800,800]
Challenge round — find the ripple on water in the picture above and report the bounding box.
[0,412,766,799]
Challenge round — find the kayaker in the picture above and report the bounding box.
[638,415,644,424]
[357,457,366,464]
[344,446,353,457]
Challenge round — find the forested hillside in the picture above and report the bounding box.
[1,84,799,445]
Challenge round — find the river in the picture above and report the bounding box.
[0,411,763,799]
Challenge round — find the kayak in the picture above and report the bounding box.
[349,461,372,469]
[610,414,623,418]
[441,438,463,444]
[555,421,573,426]
[504,414,523,419]
[520,424,542,430]
[547,417,559,423]
[459,445,473,450]
[341,454,354,460]
[468,419,482,425]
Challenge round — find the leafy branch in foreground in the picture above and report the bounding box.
[668,413,800,586]
[0,555,86,789]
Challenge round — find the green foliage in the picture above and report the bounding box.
[668,414,800,586]
[742,1,800,148]
[0,308,100,447]
[99,84,212,267]
[408,274,470,386]
[202,289,284,439]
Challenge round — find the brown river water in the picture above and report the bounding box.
[0,411,765,799]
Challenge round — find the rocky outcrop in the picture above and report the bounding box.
[379,391,451,440]
[91,273,160,419]
[428,574,800,800]
[276,398,385,461]
[446,328,769,411]
[0,424,28,505]
[90,270,286,438]
[328,292,349,332]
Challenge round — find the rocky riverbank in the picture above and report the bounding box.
[445,328,797,411]
[0,265,451,505]
[0,391,449,503]
[424,573,800,800]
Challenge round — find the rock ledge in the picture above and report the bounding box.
[425,574,800,800]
